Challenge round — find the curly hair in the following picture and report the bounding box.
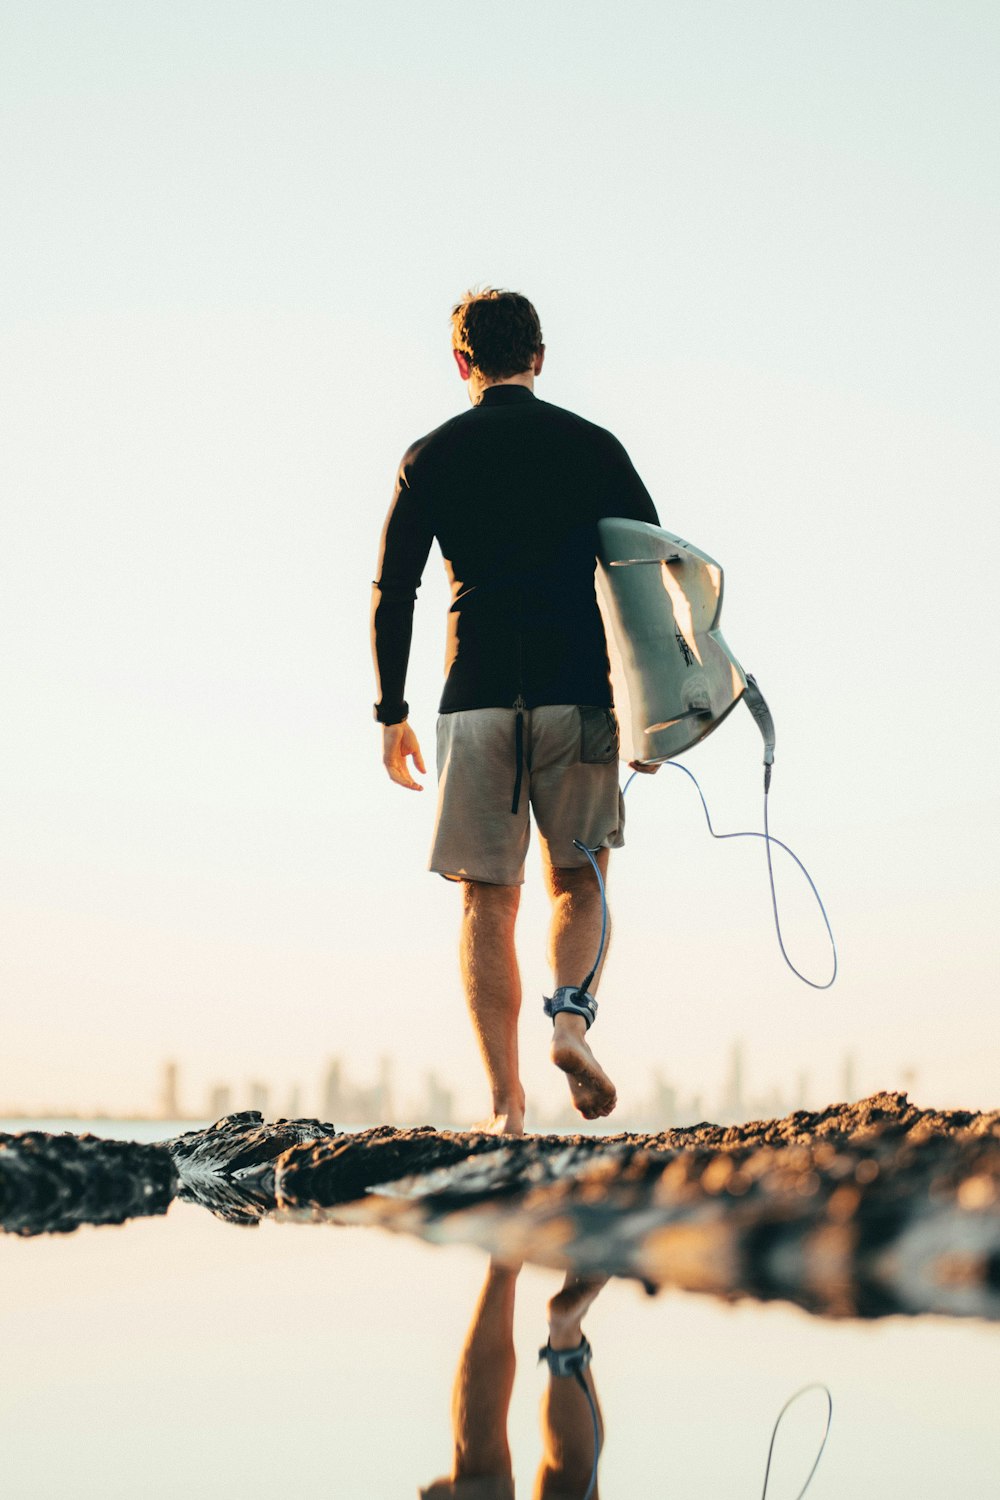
[450,288,544,380]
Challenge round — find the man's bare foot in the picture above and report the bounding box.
[547,1272,609,1349]
[551,1017,617,1120]
[471,1107,525,1136]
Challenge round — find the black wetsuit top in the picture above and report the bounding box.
[371,385,659,724]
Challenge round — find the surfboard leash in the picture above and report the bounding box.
[572,751,838,995]
[539,1345,832,1500]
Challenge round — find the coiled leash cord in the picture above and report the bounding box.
[572,759,838,995]
[539,1342,832,1500]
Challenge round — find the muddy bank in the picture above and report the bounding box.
[277,1093,1000,1320]
[4,1094,1000,1321]
[273,1092,1000,1207]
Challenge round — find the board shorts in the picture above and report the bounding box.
[429,704,625,886]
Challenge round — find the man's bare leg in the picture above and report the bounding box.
[460,880,526,1134]
[450,1258,519,1485]
[534,1273,608,1500]
[543,851,617,1121]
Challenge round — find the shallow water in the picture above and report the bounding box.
[0,1117,215,1143]
[3,1125,999,1500]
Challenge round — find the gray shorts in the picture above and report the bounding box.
[429,704,625,886]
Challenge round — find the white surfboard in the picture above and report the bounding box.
[597,518,748,765]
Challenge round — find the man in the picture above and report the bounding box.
[372,289,659,1135]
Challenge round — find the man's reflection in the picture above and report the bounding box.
[420,1259,606,1500]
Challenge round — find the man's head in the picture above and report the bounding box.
[450,288,544,401]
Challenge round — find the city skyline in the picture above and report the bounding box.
[0,1042,902,1134]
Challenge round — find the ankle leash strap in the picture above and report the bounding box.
[538,1336,593,1378]
[543,987,598,1030]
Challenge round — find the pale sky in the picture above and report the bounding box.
[1,1,998,1120]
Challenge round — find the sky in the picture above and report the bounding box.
[1,1,998,1120]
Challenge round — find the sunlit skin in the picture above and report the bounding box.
[420,1259,607,1500]
[381,348,659,1132]
[538,1273,608,1500]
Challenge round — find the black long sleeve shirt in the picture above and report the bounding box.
[371,384,659,723]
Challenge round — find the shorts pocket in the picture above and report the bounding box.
[579,706,620,764]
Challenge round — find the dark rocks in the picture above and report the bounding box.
[594,1091,1000,1154]
[276,1127,667,1208]
[311,1095,1000,1321]
[163,1112,339,1224]
[0,1113,339,1234]
[6,1094,1000,1321]
[164,1111,338,1176]
[172,1166,279,1227]
[275,1126,512,1207]
[0,1130,177,1237]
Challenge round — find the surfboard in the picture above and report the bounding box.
[597,518,747,765]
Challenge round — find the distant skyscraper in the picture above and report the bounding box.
[159,1061,180,1120]
[649,1071,677,1127]
[721,1040,746,1122]
[285,1084,301,1119]
[248,1080,269,1116]
[322,1058,344,1122]
[208,1083,232,1119]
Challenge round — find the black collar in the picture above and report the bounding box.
[477,384,536,406]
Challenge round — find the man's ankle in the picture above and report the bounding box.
[552,1011,588,1041]
[547,1320,585,1351]
[491,1088,526,1115]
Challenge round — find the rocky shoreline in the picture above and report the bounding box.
[0,1129,177,1237]
[4,1094,1000,1320]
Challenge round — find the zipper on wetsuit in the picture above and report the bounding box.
[511,586,526,814]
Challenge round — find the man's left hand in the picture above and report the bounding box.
[627,760,660,774]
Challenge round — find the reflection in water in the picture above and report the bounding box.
[8,1099,1000,1325]
[4,1114,1000,1494]
[760,1386,833,1500]
[6,1169,1000,1493]
[420,1260,833,1500]
[420,1260,606,1500]
[12,1100,1000,1323]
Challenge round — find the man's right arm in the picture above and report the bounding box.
[370,448,434,726]
[371,448,434,790]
